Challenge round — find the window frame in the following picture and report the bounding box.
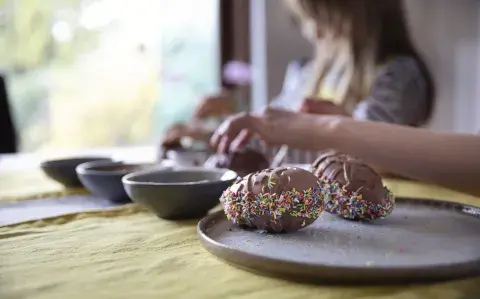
[219,0,251,109]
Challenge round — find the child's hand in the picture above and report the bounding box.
[299,98,349,116]
[210,108,337,153]
[161,123,213,148]
[193,90,236,119]
[161,123,188,147]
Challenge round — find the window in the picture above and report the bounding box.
[1,0,220,152]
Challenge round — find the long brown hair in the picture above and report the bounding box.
[285,0,434,119]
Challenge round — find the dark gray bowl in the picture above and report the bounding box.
[122,167,238,220]
[76,161,165,203]
[41,156,112,188]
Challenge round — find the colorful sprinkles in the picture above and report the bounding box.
[220,175,396,227]
[220,187,323,226]
[320,179,395,221]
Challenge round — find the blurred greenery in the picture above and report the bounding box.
[0,0,99,70]
[0,0,219,152]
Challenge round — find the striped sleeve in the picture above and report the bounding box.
[352,57,430,126]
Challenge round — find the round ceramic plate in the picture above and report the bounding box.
[197,198,480,285]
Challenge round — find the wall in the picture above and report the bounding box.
[405,0,480,133]
[250,0,480,133]
[250,0,312,111]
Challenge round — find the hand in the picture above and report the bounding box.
[299,98,349,116]
[193,90,236,119]
[162,123,212,146]
[161,123,188,147]
[210,108,331,153]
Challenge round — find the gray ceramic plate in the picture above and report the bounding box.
[197,198,480,285]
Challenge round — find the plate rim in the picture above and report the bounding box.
[197,197,480,285]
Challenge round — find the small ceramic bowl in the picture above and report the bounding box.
[122,167,238,220]
[76,161,167,203]
[41,156,112,188]
[166,149,211,167]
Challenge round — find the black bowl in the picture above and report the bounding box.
[76,161,165,203]
[122,167,238,220]
[40,157,112,188]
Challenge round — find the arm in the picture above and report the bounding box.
[315,116,480,194]
[211,108,480,194]
[352,57,432,126]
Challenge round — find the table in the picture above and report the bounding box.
[1,150,480,299]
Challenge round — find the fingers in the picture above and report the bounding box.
[210,119,229,150]
[210,117,237,153]
[217,129,253,153]
[210,113,254,153]
[230,129,253,152]
[210,108,292,153]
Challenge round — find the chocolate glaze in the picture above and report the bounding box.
[223,167,321,233]
[312,150,386,204]
[206,148,269,177]
[231,167,318,195]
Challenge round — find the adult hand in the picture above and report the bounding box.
[210,108,332,153]
[299,98,349,116]
[193,90,236,119]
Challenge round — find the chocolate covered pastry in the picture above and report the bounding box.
[205,148,269,177]
[312,150,395,221]
[220,167,323,233]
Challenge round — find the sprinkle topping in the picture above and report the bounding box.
[220,186,323,225]
[320,179,395,220]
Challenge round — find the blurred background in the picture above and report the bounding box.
[1,0,479,154]
[250,0,480,133]
[1,0,228,152]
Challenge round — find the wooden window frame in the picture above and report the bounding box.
[219,0,251,109]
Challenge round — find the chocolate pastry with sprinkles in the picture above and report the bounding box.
[205,148,269,177]
[219,167,323,233]
[312,150,395,221]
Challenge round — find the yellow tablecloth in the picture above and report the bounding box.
[1,169,480,299]
[0,169,64,201]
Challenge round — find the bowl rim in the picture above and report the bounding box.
[165,148,210,154]
[122,167,238,187]
[41,156,112,168]
[76,160,163,176]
